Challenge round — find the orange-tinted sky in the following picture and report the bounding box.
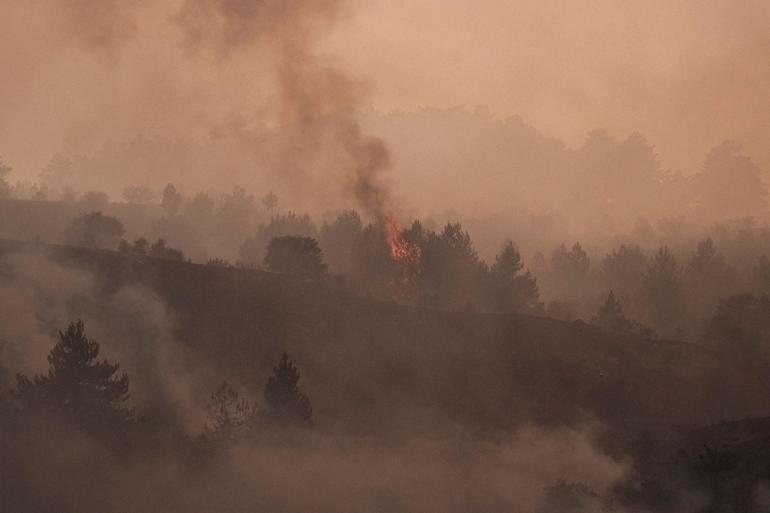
[331,0,769,173]
[0,0,768,182]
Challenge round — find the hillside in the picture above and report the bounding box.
[0,238,765,438]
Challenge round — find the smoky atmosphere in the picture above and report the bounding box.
[1,1,769,512]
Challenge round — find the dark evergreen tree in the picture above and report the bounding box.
[488,240,540,312]
[639,247,685,338]
[602,244,646,299]
[318,210,363,273]
[64,211,125,249]
[263,353,312,427]
[240,211,317,265]
[264,236,327,280]
[417,222,485,310]
[13,321,132,430]
[161,183,183,217]
[591,291,649,338]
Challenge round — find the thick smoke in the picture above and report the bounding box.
[173,0,393,217]
[0,252,205,428]
[0,250,630,512]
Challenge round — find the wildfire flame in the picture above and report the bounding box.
[386,216,421,265]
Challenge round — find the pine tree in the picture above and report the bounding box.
[14,321,132,430]
[592,292,626,330]
[263,353,312,427]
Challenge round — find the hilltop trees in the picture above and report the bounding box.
[602,244,647,300]
[79,190,110,209]
[487,241,540,312]
[639,247,685,338]
[161,183,183,217]
[685,238,736,332]
[64,211,125,249]
[319,210,363,273]
[692,141,767,220]
[117,237,185,261]
[122,185,156,204]
[13,321,132,431]
[264,236,327,280]
[0,157,11,198]
[262,190,278,216]
[240,212,317,265]
[591,292,649,338]
[418,222,486,309]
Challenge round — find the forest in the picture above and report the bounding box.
[2,0,770,511]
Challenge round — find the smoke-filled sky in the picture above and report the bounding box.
[334,0,769,175]
[0,0,768,195]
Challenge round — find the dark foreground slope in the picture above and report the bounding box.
[0,238,766,437]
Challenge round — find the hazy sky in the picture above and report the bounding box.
[332,0,769,173]
[0,0,768,182]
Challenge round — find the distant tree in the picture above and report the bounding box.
[30,184,49,201]
[693,141,767,219]
[704,294,770,361]
[592,291,624,328]
[218,186,255,224]
[639,247,685,338]
[685,238,736,329]
[264,236,326,280]
[602,244,646,299]
[79,190,110,209]
[551,242,590,278]
[59,187,77,203]
[319,210,363,274]
[206,257,231,267]
[0,157,11,198]
[132,237,150,254]
[161,183,183,217]
[240,212,317,265]
[591,291,650,338]
[64,211,125,248]
[13,320,132,430]
[149,238,185,261]
[488,240,540,312]
[118,237,151,255]
[262,190,278,216]
[350,220,399,292]
[188,191,215,219]
[122,185,156,204]
[417,222,485,309]
[204,381,252,443]
[263,353,312,427]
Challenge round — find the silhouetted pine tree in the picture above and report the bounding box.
[13,320,132,431]
[263,353,312,427]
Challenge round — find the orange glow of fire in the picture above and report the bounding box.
[386,216,421,265]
